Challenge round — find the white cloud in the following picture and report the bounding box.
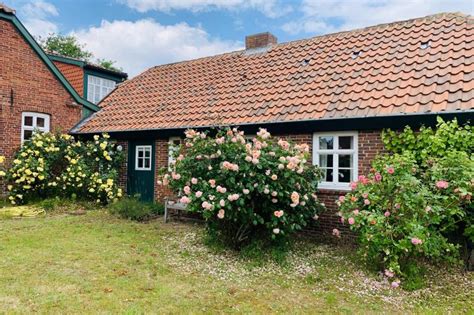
[121,0,292,18]
[73,19,243,77]
[20,0,59,37]
[282,0,474,35]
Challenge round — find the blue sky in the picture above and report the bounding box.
[5,0,473,76]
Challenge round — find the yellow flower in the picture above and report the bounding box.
[0,171,5,177]
[105,156,112,161]
[94,135,100,141]
[100,142,107,150]
[38,175,45,180]
[25,169,32,175]
[70,159,78,165]
[7,185,13,190]
[35,141,43,147]
[107,178,114,186]
[0,155,4,164]
[13,159,21,165]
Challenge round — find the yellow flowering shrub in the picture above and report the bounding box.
[5,132,124,204]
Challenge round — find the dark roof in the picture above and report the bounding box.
[0,3,100,113]
[74,12,474,134]
[47,52,128,79]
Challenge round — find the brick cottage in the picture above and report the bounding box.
[72,13,471,233]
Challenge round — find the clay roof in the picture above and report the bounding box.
[75,12,474,134]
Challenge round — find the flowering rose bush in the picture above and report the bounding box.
[337,152,472,286]
[160,128,324,248]
[5,132,124,204]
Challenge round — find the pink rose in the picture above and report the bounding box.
[179,196,190,204]
[375,173,382,182]
[340,217,345,223]
[391,281,400,288]
[436,180,449,189]
[219,199,225,207]
[350,182,358,190]
[183,186,191,195]
[364,199,370,205]
[271,174,278,181]
[384,269,395,278]
[195,191,203,198]
[273,228,280,234]
[243,189,250,195]
[411,237,423,245]
[274,210,284,218]
[271,191,277,197]
[191,178,198,184]
[353,209,359,215]
[384,211,390,217]
[348,217,355,225]
[387,167,395,174]
[332,228,340,238]
[338,196,345,202]
[217,209,225,219]
[208,179,216,188]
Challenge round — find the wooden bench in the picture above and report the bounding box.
[163,197,188,223]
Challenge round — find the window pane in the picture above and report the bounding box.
[36,117,45,128]
[138,150,144,158]
[24,116,33,126]
[339,136,353,149]
[339,154,353,168]
[145,150,151,158]
[322,168,333,182]
[319,154,333,168]
[319,136,333,150]
[339,169,352,183]
[138,158,143,168]
[144,158,150,169]
[23,130,33,141]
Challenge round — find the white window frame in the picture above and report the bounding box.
[87,75,116,104]
[168,137,182,169]
[313,131,358,190]
[135,145,152,171]
[21,112,50,143]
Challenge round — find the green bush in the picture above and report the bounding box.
[160,128,324,249]
[338,153,463,286]
[109,196,163,221]
[5,132,124,205]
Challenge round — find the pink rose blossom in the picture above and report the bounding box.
[364,199,370,205]
[362,193,368,199]
[425,206,432,212]
[273,228,280,234]
[411,237,423,245]
[264,188,270,194]
[278,164,284,170]
[217,209,225,219]
[183,186,191,195]
[384,269,395,278]
[338,196,345,202]
[245,156,252,162]
[395,203,401,209]
[391,281,400,288]
[350,182,358,190]
[340,217,345,223]
[332,228,341,238]
[201,201,212,210]
[208,179,216,188]
[353,209,359,215]
[387,167,395,174]
[274,210,284,218]
[243,189,250,195]
[171,172,181,180]
[375,173,382,182]
[271,174,278,181]
[195,191,203,198]
[348,217,355,225]
[272,198,278,203]
[384,211,391,217]
[436,180,449,189]
[219,199,225,207]
[179,196,191,204]
[271,191,278,197]
[191,178,198,184]
[291,191,300,204]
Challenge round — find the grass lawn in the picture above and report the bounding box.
[0,210,472,314]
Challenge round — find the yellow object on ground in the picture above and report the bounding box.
[0,206,45,218]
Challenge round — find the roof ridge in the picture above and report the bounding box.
[143,12,470,72]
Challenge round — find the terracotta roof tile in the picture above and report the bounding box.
[75,12,474,133]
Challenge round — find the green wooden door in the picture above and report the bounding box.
[127,141,155,202]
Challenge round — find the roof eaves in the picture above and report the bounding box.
[0,11,99,112]
[71,110,474,135]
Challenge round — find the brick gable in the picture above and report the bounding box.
[0,19,81,161]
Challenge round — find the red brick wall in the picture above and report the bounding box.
[0,20,81,163]
[53,60,84,97]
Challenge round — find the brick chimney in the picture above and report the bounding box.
[245,32,277,50]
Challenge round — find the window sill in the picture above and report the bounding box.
[317,183,352,191]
